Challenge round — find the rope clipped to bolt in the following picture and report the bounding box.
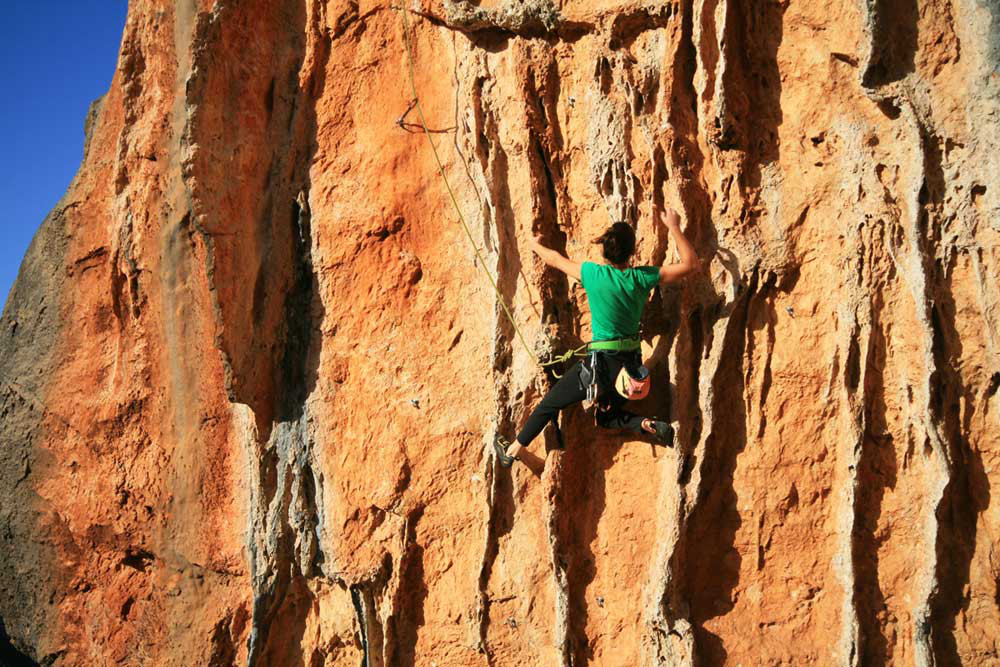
[399,5,543,367]
[400,7,606,377]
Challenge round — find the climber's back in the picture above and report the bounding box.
[580,260,661,341]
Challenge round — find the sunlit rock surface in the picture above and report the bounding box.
[1,1,999,664]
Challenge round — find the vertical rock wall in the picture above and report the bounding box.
[1,0,998,665]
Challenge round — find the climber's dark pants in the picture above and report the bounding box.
[515,352,646,446]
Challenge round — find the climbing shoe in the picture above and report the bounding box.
[644,419,674,447]
[493,434,516,468]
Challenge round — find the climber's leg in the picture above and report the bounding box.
[596,396,674,447]
[507,362,587,458]
[590,352,674,446]
[595,402,645,432]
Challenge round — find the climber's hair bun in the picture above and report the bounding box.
[593,222,635,265]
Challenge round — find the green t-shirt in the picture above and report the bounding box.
[580,262,661,340]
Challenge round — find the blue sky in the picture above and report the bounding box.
[0,2,128,311]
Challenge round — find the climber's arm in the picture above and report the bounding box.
[657,207,701,284]
[528,236,582,281]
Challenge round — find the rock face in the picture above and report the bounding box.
[1,0,999,665]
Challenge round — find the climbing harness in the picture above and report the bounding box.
[576,338,650,403]
[539,343,588,375]
[580,352,598,407]
[588,338,641,353]
[540,337,643,377]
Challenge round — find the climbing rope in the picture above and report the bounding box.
[399,7,540,366]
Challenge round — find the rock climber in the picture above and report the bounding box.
[494,203,701,468]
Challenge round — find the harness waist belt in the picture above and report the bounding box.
[588,338,641,352]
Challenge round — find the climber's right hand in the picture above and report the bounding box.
[662,207,681,229]
[528,235,546,254]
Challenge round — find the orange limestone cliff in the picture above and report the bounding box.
[1,1,999,665]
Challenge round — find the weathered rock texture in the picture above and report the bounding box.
[2,0,999,665]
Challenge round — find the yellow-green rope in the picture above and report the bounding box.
[399,7,539,366]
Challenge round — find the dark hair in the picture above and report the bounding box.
[593,222,635,265]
